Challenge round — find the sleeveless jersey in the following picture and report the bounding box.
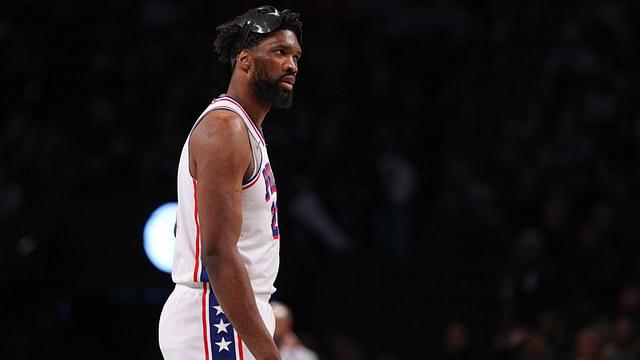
[172,95,280,297]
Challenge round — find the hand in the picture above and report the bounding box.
[257,349,281,360]
[254,342,281,360]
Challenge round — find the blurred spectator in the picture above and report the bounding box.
[372,145,418,269]
[288,176,351,253]
[518,332,556,360]
[616,253,640,316]
[442,320,474,360]
[573,325,605,360]
[564,217,622,322]
[272,301,319,360]
[536,308,568,356]
[500,228,557,325]
[493,321,530,359]
[604,315,640,360]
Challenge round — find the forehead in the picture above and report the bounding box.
[256,29,301,51]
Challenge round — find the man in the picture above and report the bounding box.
[159,6,302,360]
[271,301,319,360]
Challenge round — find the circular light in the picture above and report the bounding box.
[143,202,178,274]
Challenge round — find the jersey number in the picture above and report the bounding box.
[271,202,279,240]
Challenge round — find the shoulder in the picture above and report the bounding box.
[188,107,251,180]
[191,108,248,146]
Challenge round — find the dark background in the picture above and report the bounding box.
[3,0,640,359]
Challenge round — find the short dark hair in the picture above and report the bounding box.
[213,9,302,64]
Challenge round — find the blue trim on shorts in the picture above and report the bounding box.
[208,288,238,359]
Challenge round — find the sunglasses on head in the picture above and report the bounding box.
[230,5,302,65]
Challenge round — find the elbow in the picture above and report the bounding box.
[201,237,235,266]
[201,243,238,281]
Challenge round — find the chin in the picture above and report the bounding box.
[272,93,293,109]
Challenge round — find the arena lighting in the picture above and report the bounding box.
[143,202,178,274]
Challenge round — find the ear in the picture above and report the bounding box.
[236,49,252,72]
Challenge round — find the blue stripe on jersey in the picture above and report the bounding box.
[200,267,209,283]
[208,288,238,359]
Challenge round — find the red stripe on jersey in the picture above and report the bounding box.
[237,333,244,360]
[241,173,261,190]
[202,283,210,360]
[193,179,201,283]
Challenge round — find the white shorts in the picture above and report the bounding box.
[159,283,275,360]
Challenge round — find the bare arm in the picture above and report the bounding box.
[190,111,279,360]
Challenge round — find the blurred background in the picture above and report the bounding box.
[3,0,640,359]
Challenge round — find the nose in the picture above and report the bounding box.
[284,56,298,75]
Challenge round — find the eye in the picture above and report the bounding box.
[274,49,285,56]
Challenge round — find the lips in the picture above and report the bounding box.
[279,75,296,91]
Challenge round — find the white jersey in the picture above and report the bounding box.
[172,95,280,297]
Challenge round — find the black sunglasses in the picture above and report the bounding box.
[230,5,301,65]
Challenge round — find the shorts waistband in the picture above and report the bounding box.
[175,283,271,303]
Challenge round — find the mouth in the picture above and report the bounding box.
[279,75,296,91]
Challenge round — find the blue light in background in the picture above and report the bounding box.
[143,202,178,274]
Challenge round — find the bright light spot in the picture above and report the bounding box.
[144,202,178,274]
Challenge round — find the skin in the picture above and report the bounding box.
[189,29,301,360]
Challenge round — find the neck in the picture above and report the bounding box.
[226,79,271,128]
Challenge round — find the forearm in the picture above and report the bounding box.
[204,251,279,360]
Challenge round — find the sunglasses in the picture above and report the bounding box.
[231,5,302,64]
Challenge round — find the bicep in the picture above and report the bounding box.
[190,113,251,253]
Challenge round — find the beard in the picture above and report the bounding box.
[251,66,294,109]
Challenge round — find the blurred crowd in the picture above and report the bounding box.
[3,0,640,358]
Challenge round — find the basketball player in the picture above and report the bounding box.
[159,6,302,360]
